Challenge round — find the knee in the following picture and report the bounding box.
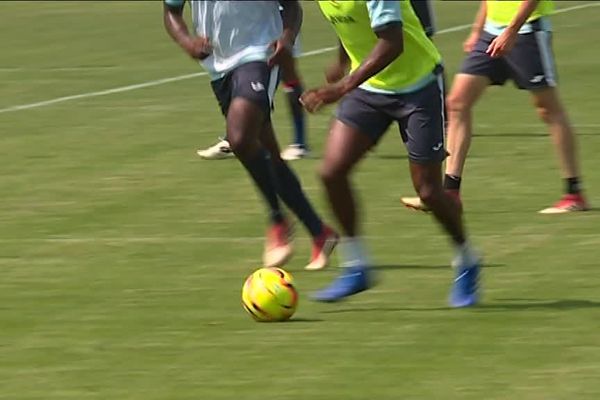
[446,92,471,117]
[227,132,254,159]
[533,101,561,125]
[532,92,565,125]
[417,182,442,206]
[319,164,344,186]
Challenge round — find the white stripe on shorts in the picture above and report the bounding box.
[436,74,447,138]
[534,30,557,87]
[267,66,279,106]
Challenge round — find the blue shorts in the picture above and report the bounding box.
[460,21,557,90]
[335,77,447,164]
[210,61,279,116]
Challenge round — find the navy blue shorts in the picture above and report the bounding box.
[210,61,280,116]
[335,77,447,164]
[460,22,557,90]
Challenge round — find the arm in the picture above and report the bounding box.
[507,0,540,32]
[163,1,211,60]
[325,40,351,84]
[268,1,303,67]
[487,0,539,57]
[337,23,403,95]
[278,0,303,46]
[301,0,403,112]
[464,1,487,52]
[472,0,488,36]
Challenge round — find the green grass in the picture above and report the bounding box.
[1,1,600,399]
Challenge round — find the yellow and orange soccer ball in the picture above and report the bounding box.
[242,267,298,322]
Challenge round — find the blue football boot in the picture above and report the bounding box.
[312,266,371,302]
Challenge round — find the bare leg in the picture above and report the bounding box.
[319,120,374,236]
[444,74,490,178]
[410,161,466,245]
[312,119,374,302]
[530,87,580,179]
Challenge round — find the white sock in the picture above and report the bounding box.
[339,236,370,268]
[453,241,479,268]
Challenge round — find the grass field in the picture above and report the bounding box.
[1,1,600,399]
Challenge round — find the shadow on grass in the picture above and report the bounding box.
[285,318,324,323]
[373,263,504,271]
[475,299,600,312]
[322,298,600,314]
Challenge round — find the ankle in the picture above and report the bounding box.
[443,174,462,191]
[340,236,370,268]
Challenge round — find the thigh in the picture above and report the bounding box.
[335,88,393,146]
[231,61,280,116]
[226,97,265,149]
[396,78,447,164]
[505,29,557,90]
[322,119,374,177]
[460,32,509,86]
[448,72,490,109]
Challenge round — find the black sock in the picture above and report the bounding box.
[284,82,307,148]
[443,174,462,191]
[240,149,285,224]
[565,177,582,194]
[273,161,323,237]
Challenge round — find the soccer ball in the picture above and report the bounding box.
[242,267,298,322]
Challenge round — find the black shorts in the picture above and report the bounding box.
[460,22,557,90]
[210,61,280,116]
[335,77,447,164]
[410,0,435,37]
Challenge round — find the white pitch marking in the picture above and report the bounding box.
[0,2,597,115]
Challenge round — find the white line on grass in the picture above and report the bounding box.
[0,2,598,115]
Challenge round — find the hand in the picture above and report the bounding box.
[183,36,212,60]
[463,32,480,53]
[300,82,347,113]
[299,89,323,113]
[325,61,348,84]
[268,37,294,68]
[486,28,518,58]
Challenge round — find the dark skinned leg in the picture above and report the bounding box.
[259,120,323,237]
[319,120,374,236]
[227,97,284,223]
[409,161,465,245]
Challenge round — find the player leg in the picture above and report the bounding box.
[280,38,309,161]
[223,62,292,268]
[401,32,503,211]
[531,88,587,212]
[259,121,339,270]
[312,90,389,302]
[402,79,481,307]
[443,73,490,192]
[505,27,588,213]
[400,74,489,211]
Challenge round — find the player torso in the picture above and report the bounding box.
[189,0,282,79]
[318,0,442,94]
[485,0,554,35]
